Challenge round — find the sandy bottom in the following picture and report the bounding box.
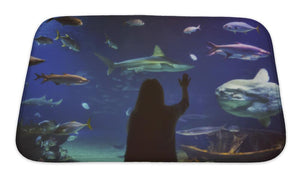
[61,140,125,162]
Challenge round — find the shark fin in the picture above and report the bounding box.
[253,68,269,82]
[62,44,66,47]
[65,34,69,37]
[256,26,259,33]
[152,45,165,57]
[41,96,46,99]
[94,53,115,75]
[49,99,53,102]
[258,117,271,127]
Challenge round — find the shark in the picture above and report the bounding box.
[215,68,282,127]
[22,96,63,107]
[94,45,194,75]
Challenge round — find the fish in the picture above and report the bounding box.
[176,126,225,136]
[55,30,80,52]
[34,73,89,85]
[215,68,282,127]
[179,114,209,121]
[94,45,194,75]
[223,22,259,34]
[54,118,92,135]
[38,120,58,134]
[125,19,145,26]
[22,96,63,107]
[189,54,197,61]
[34,112,41,118]
[125,107,132,117]
[34,36,53,45]
[207,42,270,60]
[67,135,78,142]
[38,120,56,127]
[81,102,90,110]
[183,25,200,34]
[46,16,83,26]
[105,34,118,50]
[29,56,45,66]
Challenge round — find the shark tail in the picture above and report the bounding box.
[94,53,115,75]
[55,30,60,40]
[207,41,218,56]
[34,73,48,83]
[197,25,201,30]
[86,117,92,130]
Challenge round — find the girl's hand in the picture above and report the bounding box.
[178,73,191,88]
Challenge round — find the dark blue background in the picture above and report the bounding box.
[19,16,284,149]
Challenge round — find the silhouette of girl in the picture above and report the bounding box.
[125,74,191,162]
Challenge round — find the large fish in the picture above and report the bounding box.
[29,56,45,66]
[55,30,80,52]
[223,22,259,34]
[94,45,194,75]
[34,73,89,85]
[46,16,83,26]
[54,118,92,135]
[22,96,63,107]
[207,42,270,60]
[176,126,225,136]
[215,68,282,127]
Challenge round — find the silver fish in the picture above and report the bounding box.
[183,25,200,34]
[176,126,225,136]
[22,96,63,107]
[223,22,259,34]
[55,118,92,135]
[34,36,53,45]
[125,19,145,26]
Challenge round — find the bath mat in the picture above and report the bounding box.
[16,16,285,162]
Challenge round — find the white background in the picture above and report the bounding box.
[0,0,299,179]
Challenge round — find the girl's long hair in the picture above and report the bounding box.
[133,79,164,113]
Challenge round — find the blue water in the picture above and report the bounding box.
[19,16,285,161]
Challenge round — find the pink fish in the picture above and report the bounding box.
[207,42,270,60]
